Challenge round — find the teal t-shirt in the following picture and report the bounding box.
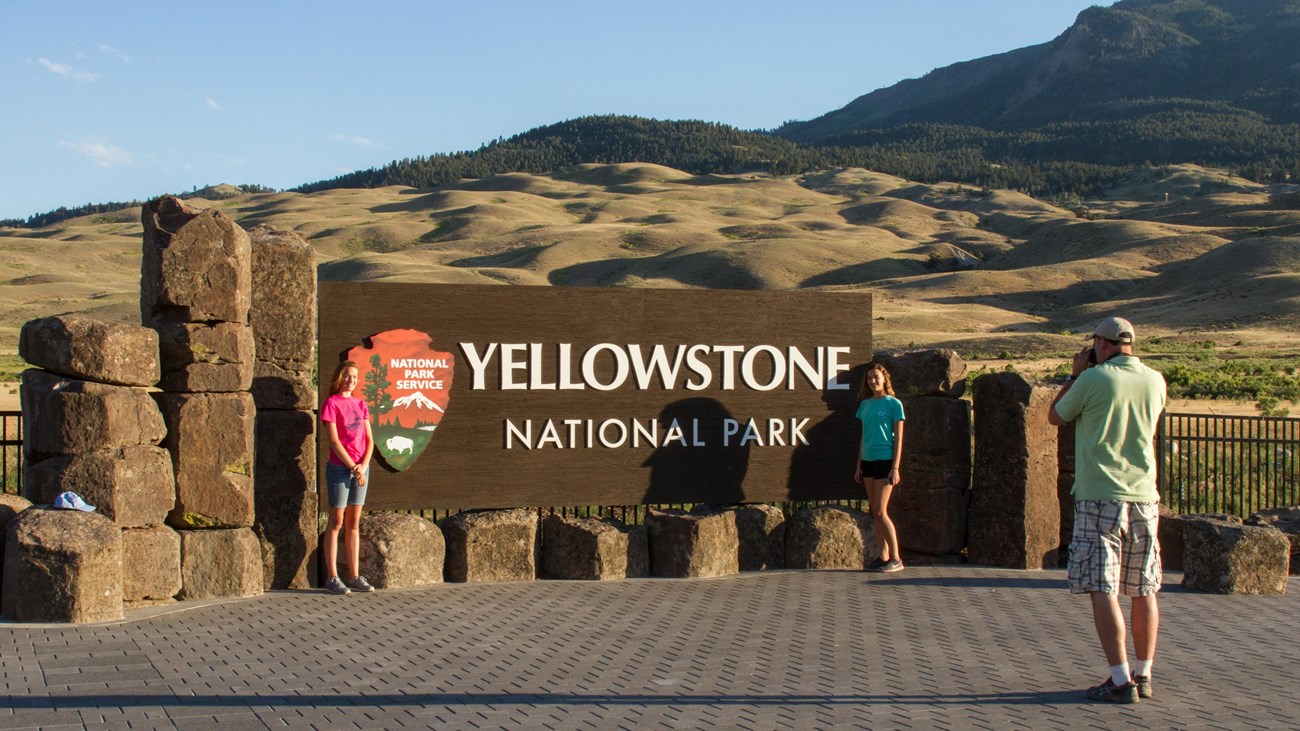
[1053,355,1167,502]
[856,395,905,461]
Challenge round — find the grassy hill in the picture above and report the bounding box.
[3,162,1297,359]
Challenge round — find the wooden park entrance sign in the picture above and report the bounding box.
[319,283,872,510]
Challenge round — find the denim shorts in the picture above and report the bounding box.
[325,461,368,509]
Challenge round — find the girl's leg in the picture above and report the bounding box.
[878,478,899,564]
[868,478,900,563]
[866,478,888,561]
[343,503,364,579]
[323,507,345,579]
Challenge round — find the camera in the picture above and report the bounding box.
[1086,347,1097,366]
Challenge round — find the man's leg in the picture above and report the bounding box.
[1130,593,1158,662]
[1090,591,1128,666]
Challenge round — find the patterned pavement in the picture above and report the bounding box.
[1,566,1295,730]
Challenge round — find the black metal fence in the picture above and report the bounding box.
[1158,412,1300,518]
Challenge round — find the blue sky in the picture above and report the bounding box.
[2,1,1112,221]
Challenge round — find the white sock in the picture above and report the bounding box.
[1109,662,1131,687]
[1133,659,1153,678]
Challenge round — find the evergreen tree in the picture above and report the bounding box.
[364,355,394,415]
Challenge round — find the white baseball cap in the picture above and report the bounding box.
[1089,316,1135,344]
[53,491,95,512]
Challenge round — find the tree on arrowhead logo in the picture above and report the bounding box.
[346,329,454,471]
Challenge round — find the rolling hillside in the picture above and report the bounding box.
[2,163,1296,368]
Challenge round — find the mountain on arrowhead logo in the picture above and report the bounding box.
[392,391,442,411]
[346,329,454,471]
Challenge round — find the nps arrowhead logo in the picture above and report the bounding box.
[347,329,454,471]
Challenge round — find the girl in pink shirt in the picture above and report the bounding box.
[320,361,375,594]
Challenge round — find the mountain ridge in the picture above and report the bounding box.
[778,0,1300,141]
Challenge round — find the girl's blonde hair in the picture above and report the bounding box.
[330,360,360,395]
[858,362,895,399]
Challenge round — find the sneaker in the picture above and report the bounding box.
[1133,675,1154,700]
[879,559,905,573]
[323,576,351,595]
[1086,678,1139,704]
[346,575,375,593]
[866,557,887,572]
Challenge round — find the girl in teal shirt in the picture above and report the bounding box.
[854,363,906,572]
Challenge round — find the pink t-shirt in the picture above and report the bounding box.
[321,394,370,466]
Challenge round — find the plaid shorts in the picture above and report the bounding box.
[1068,500,1162,596]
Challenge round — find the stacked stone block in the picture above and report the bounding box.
[541,513,647,580]
[2,507,124,622]
[874,349,973,559]
[13,316,178,613]
[968,372,1060,569]
[785,504,875,570]
[646,508,739,578]
[441,508,540,583]
[1181,515,1290,594]
[355,513,446,589]
[248,225,319,590]
[730,504,786,571]
[142,196,262,598]
[1246,507,1300,575]
[0,493,32,611]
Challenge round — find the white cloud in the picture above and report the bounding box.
[38,57,100,82]
[204,96,220,110]
[59,139,135,168]
[330,133,384,149]
[99,45,131,63]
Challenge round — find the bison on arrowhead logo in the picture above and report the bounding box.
[347,329,454,471]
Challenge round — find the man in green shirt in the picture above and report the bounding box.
[1049,316,1167,705]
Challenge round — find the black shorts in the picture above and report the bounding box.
[860,459,893,481]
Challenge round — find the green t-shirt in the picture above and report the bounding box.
[1054,355,1167,502]
[856,395,905,461]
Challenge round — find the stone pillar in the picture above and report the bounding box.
[248,225,316,411]
[143,196,261,598]
[968,372,1060,569]
[248,225,319,590]
[253,410,318,589]
[15,316,174,612]
[893,396,970,557]
[1056,420,1077,557]
[157,392,255,528]
[871,350,971,559]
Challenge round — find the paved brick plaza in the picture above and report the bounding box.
[1,566,1295,730]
